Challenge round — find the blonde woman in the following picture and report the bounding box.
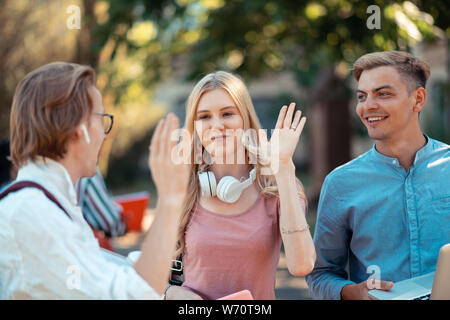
[164,71,316,300]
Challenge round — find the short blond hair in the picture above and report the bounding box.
[352,51,430,92]
[10,62,96,167]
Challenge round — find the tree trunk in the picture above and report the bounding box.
[308,66,351,207]
[75,0,98,69]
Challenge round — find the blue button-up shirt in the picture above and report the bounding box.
[306,136,450,300]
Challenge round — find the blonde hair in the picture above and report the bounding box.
[10,62,95,167]
[352,51,430,92]
[174,71,306,258]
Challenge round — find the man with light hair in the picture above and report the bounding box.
[306,51,450,300]
[0,62,190,299]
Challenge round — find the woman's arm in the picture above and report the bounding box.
[276,159,316,276]
[263,103,316,276]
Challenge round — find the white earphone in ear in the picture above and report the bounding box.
[198,167,257,203]
[81,124,91,144]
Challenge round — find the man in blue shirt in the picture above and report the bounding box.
[305,51,450,300]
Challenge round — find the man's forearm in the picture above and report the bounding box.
[306,270,355,300]
[133,196,184,295]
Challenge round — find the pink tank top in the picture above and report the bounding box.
[181,194,281,300]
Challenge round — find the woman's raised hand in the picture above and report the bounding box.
[254,103,306,175]
[273,102,306,163]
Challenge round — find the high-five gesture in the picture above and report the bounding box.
[148,113,191,199]
[250,103,306,175]
[135,113,191,295]
[271,102,306,164]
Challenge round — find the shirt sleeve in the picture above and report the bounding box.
[305,175,354,300]
[9,196,158,300]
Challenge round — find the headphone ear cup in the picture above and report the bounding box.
[216,176,229,201]
[216,176,242,203]
[198,171,217,197]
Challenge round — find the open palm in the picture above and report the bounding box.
[254,103,306,175]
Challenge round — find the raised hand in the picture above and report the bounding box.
[248,103,306,175]
[271,102,306,164]
[148,113,191,199]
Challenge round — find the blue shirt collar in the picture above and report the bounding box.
[370,134,432,168]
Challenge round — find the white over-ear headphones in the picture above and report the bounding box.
[198,167,257,203]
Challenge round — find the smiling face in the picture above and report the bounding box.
[356,66,423,143]
[194,88,245,164]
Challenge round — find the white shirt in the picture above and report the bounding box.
[0,157,159,300]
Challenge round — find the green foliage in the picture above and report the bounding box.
[181,0,443,81]
[92,0,446,102]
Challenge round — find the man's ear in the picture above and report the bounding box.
[72,124,82,142]
[412,87,427,113]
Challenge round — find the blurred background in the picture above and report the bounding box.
[1,0,448,299]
